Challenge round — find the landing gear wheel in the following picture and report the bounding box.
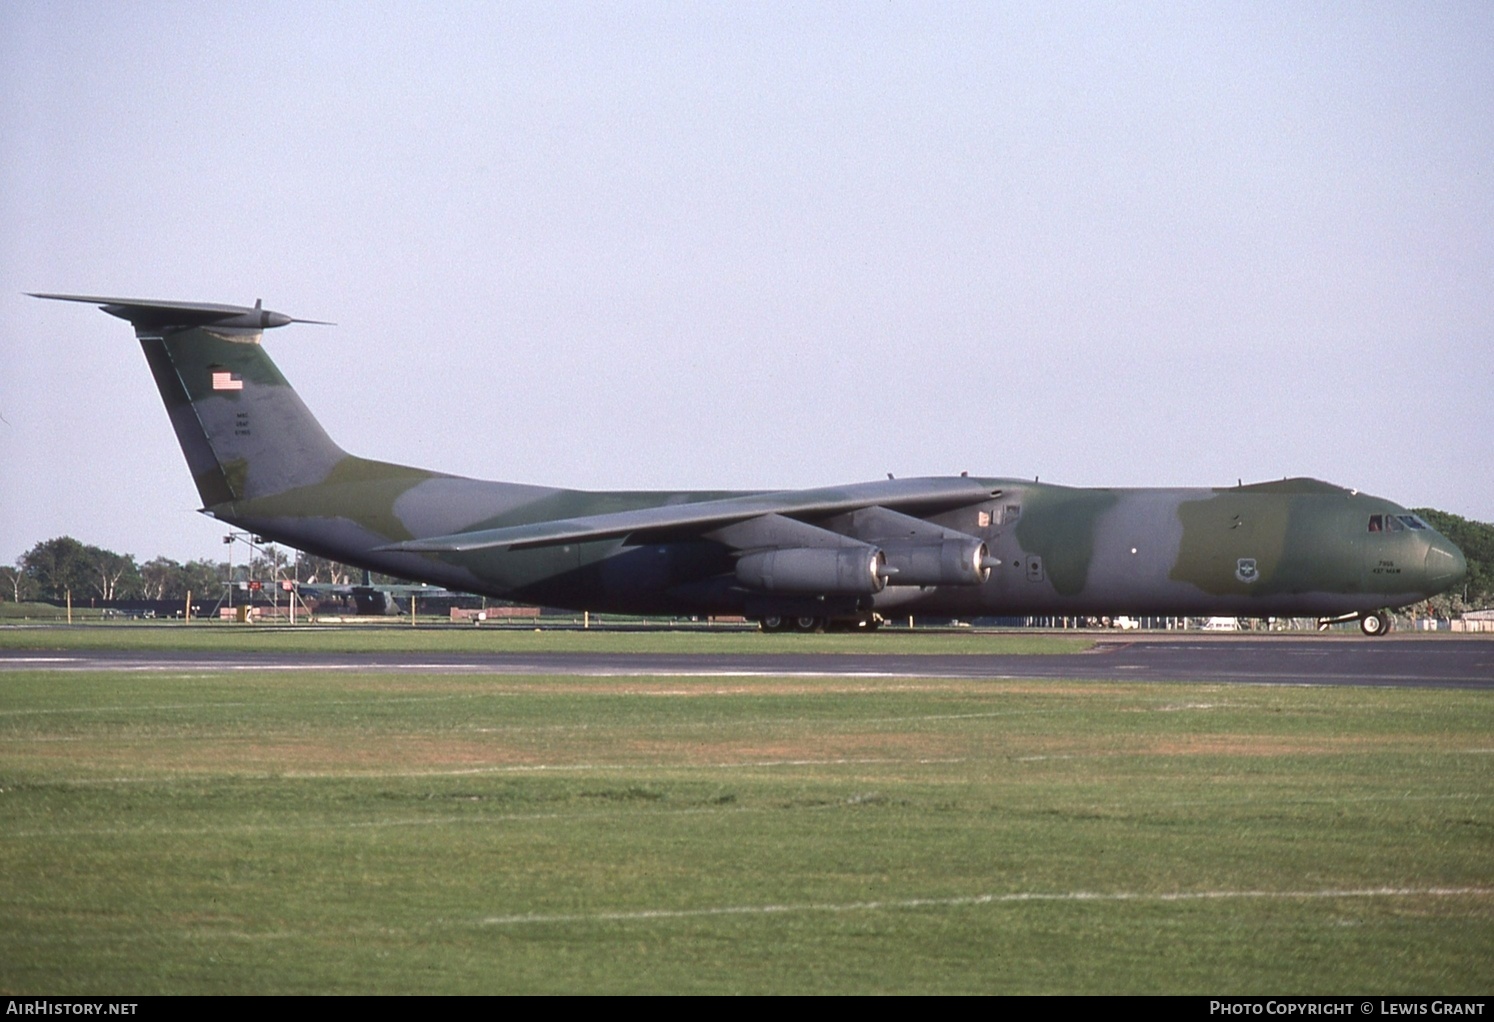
[1360,611,1391,637]
[760,615,788,634]
[793,615,826,634]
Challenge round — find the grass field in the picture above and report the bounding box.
[1,645,1490,993]
[0,622,1090,655]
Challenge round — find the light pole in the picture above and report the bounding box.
[223,530,266,618]
[223,532,316,623]
[223,534,235,608]
[288,549,299,625]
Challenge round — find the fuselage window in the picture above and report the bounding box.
[1002,504,1022,524]
[1368,515,1383,532]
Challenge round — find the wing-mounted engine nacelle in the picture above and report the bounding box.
[881,538,992,587]
[884,537,992,585]
[736,546,889,595]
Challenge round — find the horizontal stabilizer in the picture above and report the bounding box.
[29,293,332,332]
[378,477,1001,554]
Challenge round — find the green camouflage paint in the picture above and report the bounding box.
[225,456,440,541]
[1171,490,1295,596]
[1013,484,1119,596]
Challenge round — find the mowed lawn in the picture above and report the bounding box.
[0,665,1489,994]
[0,622,1089,655]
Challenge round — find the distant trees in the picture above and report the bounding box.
[138,557,222,601]
[2,537,396,605]
[7,538,251,603]
[16,537,117,601]
[1413,509,1493,612]
[90,548,141,601]
[138,557,178,600]
[181,559,223,598]
[0,563,38,603]
[298,554,359,586]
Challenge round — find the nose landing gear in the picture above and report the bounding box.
[1316,610,1394,636]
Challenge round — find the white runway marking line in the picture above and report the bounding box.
[506,670,991,680]
[277,756,968,779]
[16,755,971,787]
[7,655,1488,687]
[1147,702,1235,712]
[0,700,260,716]
[462,708,1061,736]
[0,692,498,716]
[477,886,1494,927]
[3,660,1028,681]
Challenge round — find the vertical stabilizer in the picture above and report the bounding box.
[31,294,346,508]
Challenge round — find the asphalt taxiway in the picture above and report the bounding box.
[2,636,1490,689]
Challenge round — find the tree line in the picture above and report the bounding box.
[1,536,391,604]
[1413,509,1494,615]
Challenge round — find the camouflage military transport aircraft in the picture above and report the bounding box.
[35,294,1467,635]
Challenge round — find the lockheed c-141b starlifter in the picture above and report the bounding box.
[34,294,1467,634]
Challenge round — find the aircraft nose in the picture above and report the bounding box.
[1423,534,1467,593]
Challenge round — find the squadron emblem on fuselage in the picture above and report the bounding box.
[1236,558,1259,584]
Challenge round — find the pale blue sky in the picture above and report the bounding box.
[2,2,1491,565]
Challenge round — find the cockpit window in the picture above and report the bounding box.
[1369,514,1425,533]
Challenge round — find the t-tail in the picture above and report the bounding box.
[35,291,579,591]
[32,294,349,507]
[26,293,521,587]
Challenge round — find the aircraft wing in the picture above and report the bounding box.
[379,477,1001,553]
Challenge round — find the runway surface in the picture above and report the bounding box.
[3,636,1491,689]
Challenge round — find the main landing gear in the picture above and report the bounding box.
[758,614,882,633]
[759,614,826,634]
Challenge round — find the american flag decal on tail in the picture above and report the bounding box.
[211,371,243,391]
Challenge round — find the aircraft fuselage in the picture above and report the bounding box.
[34,292,1468,631]
[218,471,1465,623]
